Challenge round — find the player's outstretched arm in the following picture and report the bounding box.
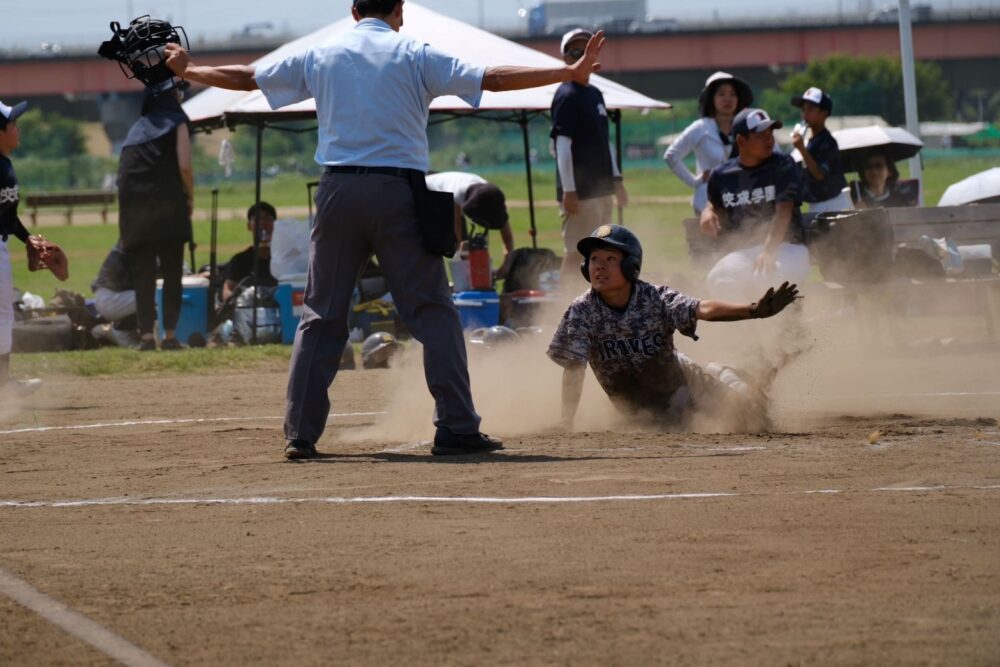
[482,31,605,91]
[165,44,259,91]
[698,282,800,321]
[560,365,586,430]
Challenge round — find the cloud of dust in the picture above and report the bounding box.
[687,282,1000,431]
[0,392,30,422]
[350,222,999,443]
[346,319,624,444]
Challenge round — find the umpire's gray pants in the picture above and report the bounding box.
[284,171,481,444]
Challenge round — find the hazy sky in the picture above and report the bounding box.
[4,0,994,51]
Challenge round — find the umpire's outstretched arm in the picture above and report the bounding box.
[165,31,607,94]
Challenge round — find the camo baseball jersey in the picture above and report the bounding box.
[547,280,701,415]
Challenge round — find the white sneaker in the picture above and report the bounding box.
[1,378,42,397]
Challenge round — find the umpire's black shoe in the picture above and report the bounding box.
[284,439,317,460]
[431,428,504,456]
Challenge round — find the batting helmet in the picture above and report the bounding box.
[469,325,521,349]
[361,332,400,369]
[98,16,189,93]
[577,224,643,281]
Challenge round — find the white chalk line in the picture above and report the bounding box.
[0,567,171,667]
[0,412,385,436]
[829,390,1000,399]
[3,484,999,510]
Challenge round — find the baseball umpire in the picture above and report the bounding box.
[547,224,799,430]
[166,0,607,459]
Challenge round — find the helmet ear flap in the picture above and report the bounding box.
[580,256,590,281]
[622,255,640,281]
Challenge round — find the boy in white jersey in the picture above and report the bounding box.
[547,224,798,429]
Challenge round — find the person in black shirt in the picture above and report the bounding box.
[117,87,193,351]
[223,201,278,302]
[551,28,628,290]
[701,108,811,302]
[790,87,850,213]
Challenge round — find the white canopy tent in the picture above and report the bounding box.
[183,1,670,259]
[181,3,670,339]
[183,2,669,126]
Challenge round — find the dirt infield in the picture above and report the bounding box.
[2,339,1000,665]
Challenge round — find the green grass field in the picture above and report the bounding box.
[11,155,994,298]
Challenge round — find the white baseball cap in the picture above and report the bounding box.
[560,28,593,55]
[0,100,27,128]
[791,87,833,112]
[731,108,784,138]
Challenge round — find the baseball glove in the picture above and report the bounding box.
[749,281,799,319]
[26,236,70,282]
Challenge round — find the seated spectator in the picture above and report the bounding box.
[222,201,279,303]
[850,151,919,209]
[700,108,811,302]
[209,202,280,347]
[90,243,140,348]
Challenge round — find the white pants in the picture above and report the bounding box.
[807,190,854,214]
[94,287,137,323]
[706,242,811,303]
[0,240,13,355]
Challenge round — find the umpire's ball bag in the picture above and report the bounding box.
[810,208,894,284]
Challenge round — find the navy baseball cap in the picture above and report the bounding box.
[731,108,783,140]
[791,87,833,112]
[0,100,27,130]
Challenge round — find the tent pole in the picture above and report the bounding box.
[208,188,219,331]
[519,111,538,249]
[251,122,263,345]
[612,109,624,226]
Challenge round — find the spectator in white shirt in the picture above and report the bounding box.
[664,72,753,215]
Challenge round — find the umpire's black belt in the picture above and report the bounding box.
[325,165,420,179]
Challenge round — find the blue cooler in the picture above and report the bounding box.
[156,276,209,345]
[275,281,306,344]
[453,290,500,330]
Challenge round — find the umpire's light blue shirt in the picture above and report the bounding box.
[255,18,485,173]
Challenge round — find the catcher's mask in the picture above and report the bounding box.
[98,16,189,93]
